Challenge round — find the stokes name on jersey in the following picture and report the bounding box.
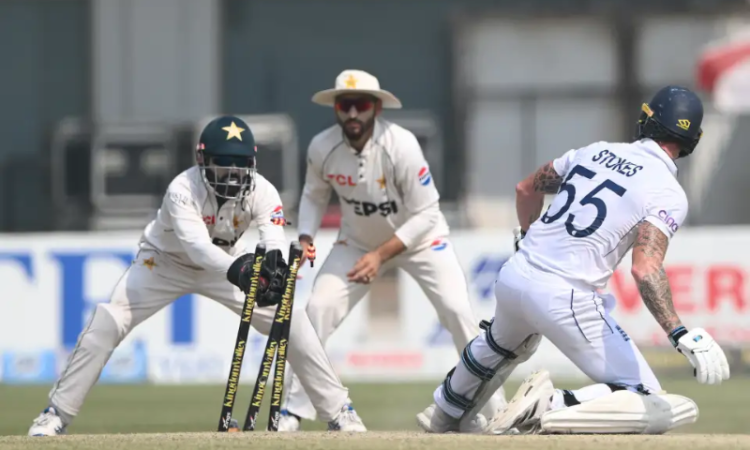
[520,138,687,289]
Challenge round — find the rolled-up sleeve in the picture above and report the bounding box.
[393,132,441,248]
[643,185,688,242]
[394,202,440,248]
[297,142,332,239]
[252,179,287,252]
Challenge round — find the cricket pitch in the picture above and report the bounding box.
[1,432,749,450]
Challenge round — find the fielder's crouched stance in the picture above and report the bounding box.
[28,116,364,436]
[417,86,730,435]
[277,70,506,432]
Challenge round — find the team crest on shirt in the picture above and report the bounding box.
[142,257,157,270]
[271,206,287,226]
[431,239,447,251]
[418,167,432,186]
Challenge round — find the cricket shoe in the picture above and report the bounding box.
[277,410,301,432]
[487,370,555,435]
[28,407,66,436]
[416,404,488,434]
[327,403,367,432]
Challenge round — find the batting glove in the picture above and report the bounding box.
[669,326,730,385]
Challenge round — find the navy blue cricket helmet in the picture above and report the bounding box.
[196,115,257,199]
[636,85,704,158]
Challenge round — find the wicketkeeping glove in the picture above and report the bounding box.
[669,326,730,385]
[226,253,255,293]
[227,250,289,307]
[256,249,288,307]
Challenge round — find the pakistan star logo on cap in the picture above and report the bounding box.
[345,74,357,88]
[222,121,245,141]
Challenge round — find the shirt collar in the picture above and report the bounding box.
[639,138,679,178]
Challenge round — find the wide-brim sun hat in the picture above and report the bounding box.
[312,69,402,109]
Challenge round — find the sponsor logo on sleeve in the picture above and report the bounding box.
[169,192,190,206]
[271,206,287,226]
[418,167,432,186]
[658,210,679,233]
[431,239,447,251]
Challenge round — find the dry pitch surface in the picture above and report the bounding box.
[1,432,750,450]
[2,379,749,449]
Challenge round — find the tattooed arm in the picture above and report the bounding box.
[515,161,563,231]
[631,221,683,333]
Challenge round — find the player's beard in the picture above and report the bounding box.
[220,174,243,198]
[337,111,376,143]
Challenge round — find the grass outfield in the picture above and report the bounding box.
[0,379,747,439]
[1,433,750,450]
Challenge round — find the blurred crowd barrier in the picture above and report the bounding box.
[1,227,748,385]
[42,115,301,231]
[5,1,750,232]
[9,109,750,235]
[5,113,446,233]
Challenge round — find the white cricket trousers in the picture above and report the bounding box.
[284,238,506,420]
[435,254,661,418]
[48,249,349,424]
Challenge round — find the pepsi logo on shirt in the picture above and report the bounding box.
[418,167,432,186]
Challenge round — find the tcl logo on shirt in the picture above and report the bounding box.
[327,174,357,186]
[342,197,398,217]
[203,215,216,226]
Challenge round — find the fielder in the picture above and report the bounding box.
[28,115,365,436]
[277,69,506,432]
[417,85,730,435]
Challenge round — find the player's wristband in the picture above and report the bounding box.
[668,326,688,348]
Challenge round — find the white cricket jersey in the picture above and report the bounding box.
[519,138,688,290]
[138,166,287,273]
[297,118,449,251]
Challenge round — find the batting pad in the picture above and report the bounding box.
[458,333,542,431]
[540,390,699,435]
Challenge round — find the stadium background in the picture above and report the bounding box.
[2,0,750,436]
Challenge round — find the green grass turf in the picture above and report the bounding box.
[1,433,750,450]
[0,378,747,436]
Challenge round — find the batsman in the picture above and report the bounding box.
[28,115,365,436]
[277,69,507,431]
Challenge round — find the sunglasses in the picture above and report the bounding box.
[335,97,375,113]
[209,155,255,168]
